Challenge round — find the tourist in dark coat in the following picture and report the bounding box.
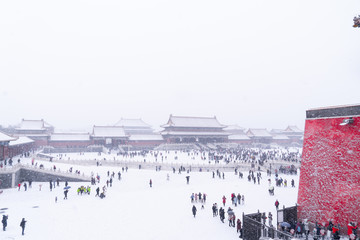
[275,199,279,209]
[219,207,225,223]
[237,218,242,233]
[20,218,26,235]
[192,205,197,217]
[2,215,8,231]
[64,189,68,200]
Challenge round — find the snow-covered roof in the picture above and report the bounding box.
[50,133,90,141]
[161,115,226,128]
[44,121,53,128]
[270,129,284,134]
[128,134,164,141]
[9,136,34,146]
[92,126,127,138]
[17,120,44,130]
[272,135,290,140]
[284,125,303,133]
[16,119,52,130]
[15,134,49,137]
[246,128,272,138]
[115,118,151,128]
[161,131,229,136]
[224,125,245,131]
[0,131,16,142]
[228,134,251,140]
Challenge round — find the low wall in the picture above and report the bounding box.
[0,172,13,189]
[49,158,300,173]
[0,165,90,189]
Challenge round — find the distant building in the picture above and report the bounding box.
[128,134,164,147]
[224,125,246,135]
[115,118,154,135]
[246,128,273,144]
[270,126,303,145]
[8,136,35,157]
[271,135,291,145]
[228,134,251,145]
[14,119,54,146]
[270,129,284,135]
[283,125,303,143]
[161,115,229,143]
[92,126,128,147]
[0,131,16,162]
[49,133,91,148]
[115,118,164,147]
[225,125,251,145]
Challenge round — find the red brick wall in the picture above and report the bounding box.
[297,116,360,228]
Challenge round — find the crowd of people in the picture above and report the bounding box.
[276,219,358,240]
[67,147,302,169]
[209,196,244,238]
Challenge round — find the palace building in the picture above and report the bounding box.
[115,118,163,147]
[49,132,91,148]
[0,131,16,162]
[91,126,128,147]
[15,119,54,146]
[246,128,273,144]
[8,136,35,158]
[160,115,229,143]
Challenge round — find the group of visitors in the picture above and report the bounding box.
[2,215,27,235]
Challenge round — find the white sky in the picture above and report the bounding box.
[1,0,359,131]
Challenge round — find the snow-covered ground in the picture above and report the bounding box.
[0,153,300,240]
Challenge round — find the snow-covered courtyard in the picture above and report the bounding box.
[1,151,299,240]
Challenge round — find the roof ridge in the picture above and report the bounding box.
[170,115,217,119]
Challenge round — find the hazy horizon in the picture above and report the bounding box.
[1,0,359,132]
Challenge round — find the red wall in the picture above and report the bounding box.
[298,116,360,228]
[129,141,163,146]
[49,141,91,148]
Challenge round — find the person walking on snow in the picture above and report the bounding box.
[275,199,279,210]
[149,179,152,188]
[237,219,242,233]
[64,189,68,199]
[222,196,226,206]
[20,218,26,235]
[2,215,8,231]
[192,205,197,217]
[219,207,225,223]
